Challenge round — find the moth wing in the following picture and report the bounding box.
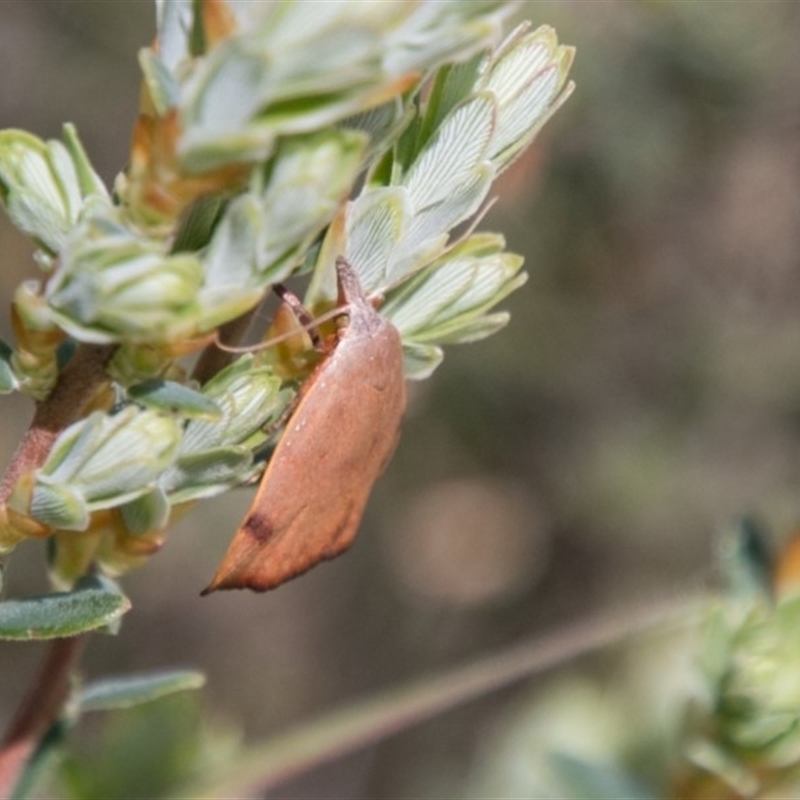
[203,318,405,593]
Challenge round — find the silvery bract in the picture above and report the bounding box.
[14,408,182,531]
[0,126,107,266]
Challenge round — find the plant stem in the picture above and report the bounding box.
[0,344,114,503]
[0,635,86,799]
[0,344,113,797]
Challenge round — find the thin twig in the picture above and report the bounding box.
[0,636,86,799]
[182,589,707,799]
[0,344,113,797]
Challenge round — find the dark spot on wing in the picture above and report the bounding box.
[243,514,273,543]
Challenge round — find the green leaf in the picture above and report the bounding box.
[45,216,205,343]
[401,341,444,381]
[179,359,288,453]
[119,487,171,535]
[423,310,512,346]
[0,581,130,640]
[420,54,485,147]
[163,446,255,503]
[155,0,195,71]
[28,480,89,531]
[480,24,576,171]
[0,127,107,261]
[79,670,206,712]
[384,237,525,349]
[175,1,514,172]
[171,195,226,254]
[63,693,211,800]
[253,130,367,279]
[343,186,412,292]
[344,97,414,173]
[61,123,108,201]
[200,129,367,316]
[308,185,414,308]
[401,92,495,213]
[128,379,222,420]
[138,48,180,117]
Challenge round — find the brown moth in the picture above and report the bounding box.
[202,257,406,593]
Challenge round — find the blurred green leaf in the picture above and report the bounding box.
[718,517,773,602]
[199,129,367,319]
[60,694,211,800]
[548,751,658,800]
[401,341,444,381]
[79,670,206,712]
[154,0,194,72]
[174,1,513,172]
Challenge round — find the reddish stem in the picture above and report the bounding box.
[0,343,113,796]
[0,636,86,799]
[0,344,113,502]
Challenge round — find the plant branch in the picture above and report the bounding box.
[0,635,86,800]
[0,344,112,797]
[0,344,114,503]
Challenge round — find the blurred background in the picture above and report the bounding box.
[2,1,800,797]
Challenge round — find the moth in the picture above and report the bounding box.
[203,257,406,593]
